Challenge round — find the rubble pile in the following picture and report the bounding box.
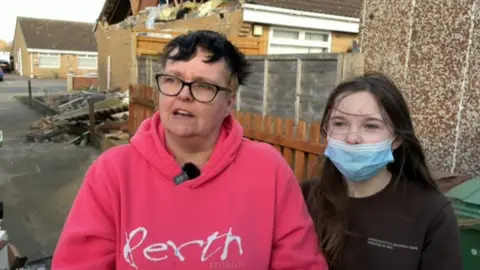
[146,0,240,24]
[96,114,130,142]
[102,0,243,31]
[41,92,90,112]
[27,117,73,143]
[27,90,130,145]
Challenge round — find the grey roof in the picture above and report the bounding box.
[247,0,363,18]
[18,17,97,52]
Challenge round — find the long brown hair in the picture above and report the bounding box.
[305,72,438,268]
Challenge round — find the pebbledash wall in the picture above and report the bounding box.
[361,0,480,176]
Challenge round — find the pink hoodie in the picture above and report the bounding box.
[53,112,327,270]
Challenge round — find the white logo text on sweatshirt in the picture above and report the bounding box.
[123,227,244,269]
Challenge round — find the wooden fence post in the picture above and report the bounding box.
[308,122,322,179]
[283,119,294,167]
[294,121,307,180]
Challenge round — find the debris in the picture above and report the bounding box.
[150,0,238,23]
[108,0,242,31]
[26,90,130,145]
[105,130,130,141]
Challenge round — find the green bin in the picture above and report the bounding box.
[446,177,480,270]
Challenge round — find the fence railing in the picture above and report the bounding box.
[128,84,326,180]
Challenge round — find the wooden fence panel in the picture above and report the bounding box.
[274,117,283,153]
[295,121,307,180]
[233,111,326,181]
[283,119,295,168]
[128,84,157,136]
[308,123,322,179]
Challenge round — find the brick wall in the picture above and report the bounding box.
[95,9,269,91]
[72,75,99,90]
[95,24,133,90]
[12,21,30,76]
[331,32,358,53]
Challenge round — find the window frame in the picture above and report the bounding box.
[77,54,98,70]
[38,52,61,68]
[268,27,332,55]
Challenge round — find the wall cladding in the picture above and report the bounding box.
[361,0,480,176]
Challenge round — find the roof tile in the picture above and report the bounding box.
[248,0,363,18]
[18,17,97,52]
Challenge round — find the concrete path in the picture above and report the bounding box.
[0,95,99,262]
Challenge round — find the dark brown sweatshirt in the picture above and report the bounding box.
[302,176,463,270]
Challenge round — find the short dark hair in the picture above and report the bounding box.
[161,30,251,86]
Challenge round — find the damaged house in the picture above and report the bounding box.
[95,0,362,91]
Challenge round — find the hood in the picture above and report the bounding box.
[130,112,243,188]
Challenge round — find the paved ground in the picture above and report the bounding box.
[0,86,99,262]
[0,73,66,95]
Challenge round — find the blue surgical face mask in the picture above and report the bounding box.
[324,137,395,182]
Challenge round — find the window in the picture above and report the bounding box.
[269,28,331,55]
[78,55,97,69]
[308,47,328,53]
[269,45,328,54]
[305,32,329,42]
[38,53,60,68]
[272,29,300,40]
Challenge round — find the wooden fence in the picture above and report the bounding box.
[128,84,158,136]
[238,53,364,122]
[136,53,364,123]
[233,111,326,180]
[128,85,326,180]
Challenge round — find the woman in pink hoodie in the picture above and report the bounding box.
[52,30,327,270]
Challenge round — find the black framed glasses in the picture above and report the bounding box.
[155,74,232,103]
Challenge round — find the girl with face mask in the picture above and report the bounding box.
[302,72,463,270]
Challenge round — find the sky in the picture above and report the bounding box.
[0,0,106,42]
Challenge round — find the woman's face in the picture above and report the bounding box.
[327,91,395,145]
[158,48,235,139]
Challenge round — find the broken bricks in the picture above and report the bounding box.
[27,90,129,145]
[26,127,70,143]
